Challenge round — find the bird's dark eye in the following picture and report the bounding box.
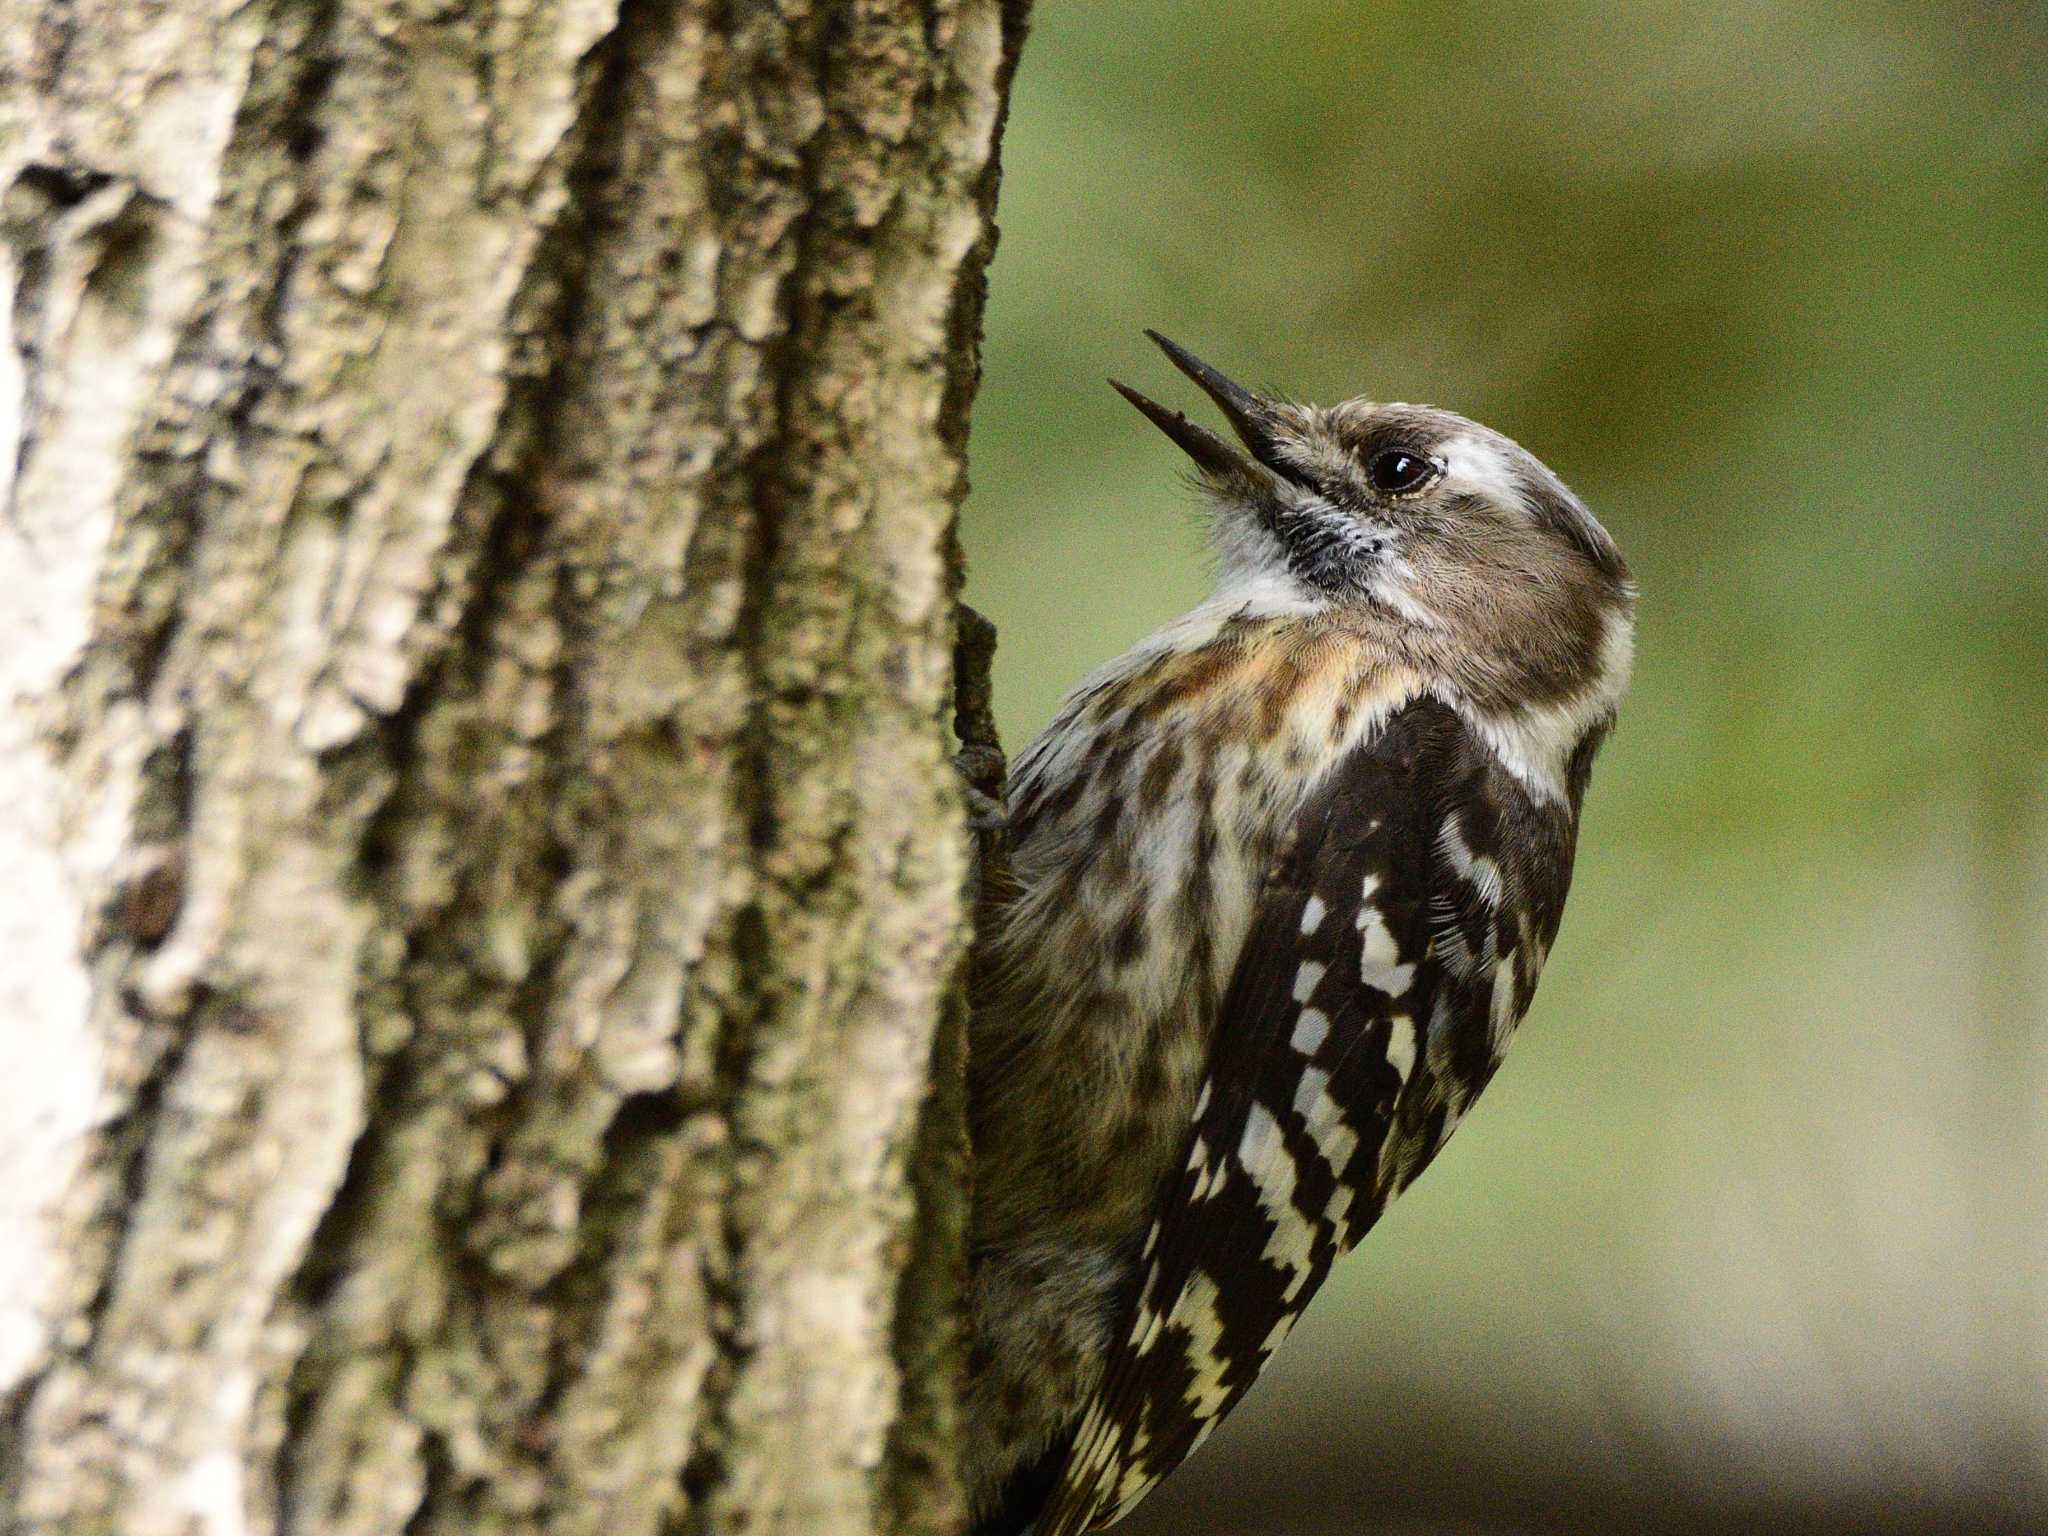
[1367,448,1434,494]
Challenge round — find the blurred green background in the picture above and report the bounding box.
[959,1,2047,1530]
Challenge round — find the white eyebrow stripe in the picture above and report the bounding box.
[1437,433,1532,515]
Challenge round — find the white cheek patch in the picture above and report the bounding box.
[1365,548,1442,629]
[1463,610,1631,807]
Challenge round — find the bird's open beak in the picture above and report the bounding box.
[1110,331,1309,489]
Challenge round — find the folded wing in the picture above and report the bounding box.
[1035,696,1581,1535]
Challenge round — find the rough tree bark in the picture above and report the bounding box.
[0,1,1027,1532]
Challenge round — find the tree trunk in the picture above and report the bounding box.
[0,1,1027,1532]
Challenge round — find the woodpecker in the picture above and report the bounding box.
[962,333,1635,1536]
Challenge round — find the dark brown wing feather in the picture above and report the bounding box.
[1035,697,1585,1535]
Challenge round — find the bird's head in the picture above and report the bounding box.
[1113,331,1636,720]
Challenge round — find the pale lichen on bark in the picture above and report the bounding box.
[0,0,1029,1532]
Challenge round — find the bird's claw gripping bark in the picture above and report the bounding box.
[953,602,1010,888]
